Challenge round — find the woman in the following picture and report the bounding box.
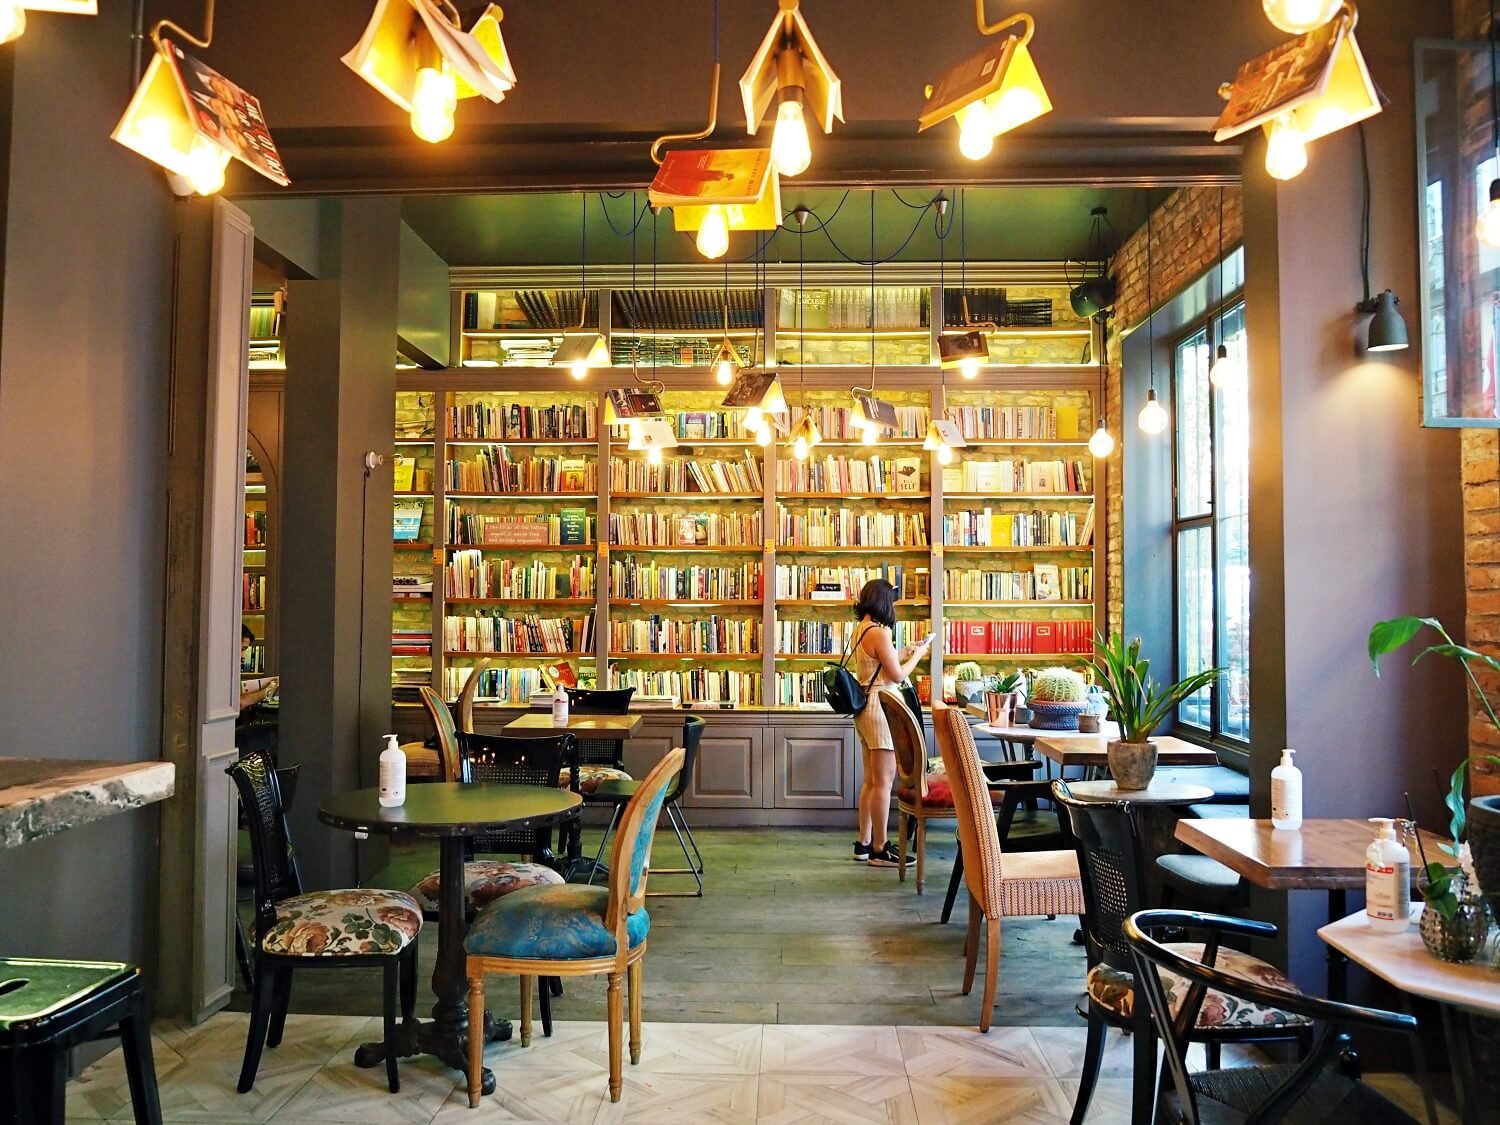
[849,579,932,866]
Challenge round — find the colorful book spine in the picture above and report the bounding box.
[776,508,928,548]
[608,615,761,655]
[609,560,763,601]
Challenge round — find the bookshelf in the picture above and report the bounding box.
[248,293,284,371]
[242,452,271,677]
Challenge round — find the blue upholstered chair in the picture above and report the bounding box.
[464,747,685,1107]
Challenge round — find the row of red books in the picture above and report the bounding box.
[941,619,1093,655]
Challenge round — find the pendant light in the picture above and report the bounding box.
[1209,188,1243,388]
[740,0,842,179]
[1067,207,1119,319]
[0,1,94,47]
[1262,0,1343,34]
[1138,194,1169,435]
[849,191,897,447]
[551,194,610,378]
[712,258,742,386]
[1088,312,1115,458]
[1480,0,1500,251]
[1352,125,1409,353]
[939,190,991,379]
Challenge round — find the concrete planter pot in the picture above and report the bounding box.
[1107,739,1158,790]
[1469,795,1500,905]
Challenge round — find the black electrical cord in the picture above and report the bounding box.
[1146,188,1156,394]
[1359,122,1372,304]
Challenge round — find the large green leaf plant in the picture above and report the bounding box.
[1093,633,1223,744]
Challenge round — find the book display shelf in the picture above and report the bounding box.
[243,454,271,676]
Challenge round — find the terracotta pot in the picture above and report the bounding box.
[1469,795,1500,904]
[1107,739,1158,790]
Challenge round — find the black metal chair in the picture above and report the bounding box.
[227,752,421,1095]
[1125,909,1425,1125]
[565,685,636,777]
[234,763,300,993]
[587,715,707,896]
[1052,782,1313,1125]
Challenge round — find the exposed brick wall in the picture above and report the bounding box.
[1103,186,1243,638]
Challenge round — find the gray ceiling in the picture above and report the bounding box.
[401,186,1158,268]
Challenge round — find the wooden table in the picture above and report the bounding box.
[1033,734,1216,774]
[504,713,643,738]
[318,783,582,1095]
[0,758,175,848]
[1321,907,1489,1123]
[1062,779,1215,805]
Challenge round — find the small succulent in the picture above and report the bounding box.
[1030,666,1087,703]
[985,671,1024,694]
[953,661,983,683]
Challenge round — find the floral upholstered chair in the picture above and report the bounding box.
[464,747,685,1106]
[226,752,422,1096]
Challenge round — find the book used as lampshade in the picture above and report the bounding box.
[603,388,664,426]
[342,0,514,113]
[740,0,843,136]
[650,149,782,235]
[918,29,1052,157]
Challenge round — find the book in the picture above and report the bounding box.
[650,148,782,237]
[559,507,590,546]
[1034,564,1061,601]
[392,455,416,492]
[1213,17,1377,143]
[740,4,843,136]
[540,661,579,691]
[1080,502,1096,547]
[604,387,662,421]
[342,0,514,114]
[393,505,424,542]
[559,457,588,492]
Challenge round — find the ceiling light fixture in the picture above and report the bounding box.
[1213,3,1380,182]
[942,190,992,379]
[552,194,609,378]
[1352,125,1408,353]
[112,0,289,197]
[1138,191,1169,436]
[740,0,842,179]
[919,2,1051,161]
[1209,187,1243,388]
[0,1,95,47]
[1262,0,1343,34]
[343,1,515,145]
[1067,207,1118,318]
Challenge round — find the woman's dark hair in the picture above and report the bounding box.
[242,623,256,643]
[854,579,897,629]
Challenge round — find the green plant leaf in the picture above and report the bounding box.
[1367,616,1442,674]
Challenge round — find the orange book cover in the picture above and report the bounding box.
[650,149,773,207]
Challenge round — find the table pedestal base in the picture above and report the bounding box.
[352,1011,511,1096]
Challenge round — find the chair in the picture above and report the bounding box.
[588,715,707,897]
[227,752,422,1095]
[413,685,459,781]
[1052,783,1312,1125]
[0,959,160,1125]
[565,686,636,793]
[234,763,300,993]
[465,748,686,1106]
[456,658,495,735]
[1126,909,1424,1125]
[931,701,1084,1033]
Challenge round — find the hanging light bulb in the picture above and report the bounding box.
[410,66,458,144]
[0,1,26,45]
[771,97,813,177]
[697,204,731,260]
[793,434,810,460]
[958,355,981,380]
[570,359,590,380]
[754,423,773,448]
[957,101,995,161]
[1087,418,1115,458]
[861,421,880,446]
[646,444,664,466]
[184,135,230,196]
[1479,180,1500,251]
[715,355,735,386]
[1138,388,1169,434]
[1209,343,1243,388]
[936,442,954,466]
[1261,0,1343,34]
[1264,115,1308,181]
[744,405,764,433]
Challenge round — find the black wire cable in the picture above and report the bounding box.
[1146,188,1156,393]
[596,192,651,238]
[1358,123,1372,303]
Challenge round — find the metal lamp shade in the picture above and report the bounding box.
[1365,290,1408,353]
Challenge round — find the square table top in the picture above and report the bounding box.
[1175,817,1448,891]
[1320,906,1500,1016]
[504,713,644,739]
[1033,733,1216,768]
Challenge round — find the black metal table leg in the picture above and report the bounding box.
[1325,888,1362,1076]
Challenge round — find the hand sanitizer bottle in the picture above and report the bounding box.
[1270,748,1303,830]
[378,734,407,808]
[1365,818,1411,932]
[552,684,570,727]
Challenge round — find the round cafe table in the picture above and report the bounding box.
[318,783,582,1095]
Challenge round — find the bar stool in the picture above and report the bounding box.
[0,958,161,1125]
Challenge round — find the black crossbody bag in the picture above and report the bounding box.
[823,625,880,715]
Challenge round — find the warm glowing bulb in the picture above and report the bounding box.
[754,424,773,448]
[958,356,981,380]
[744,406,764,433]
[958,101,994,161]
[1264,116,1308,181]
[0,1,25,45]
[410,67,457,144]
[184,136,229,196]
[861,421,880,446]
[990,87,1045,134]
[1087,422,1115,458]
[646,445,663,466]
[697,205,730,260]
[793,435,810,461]
[1478,182,1500,251]
[936,443,954,466]
[715,357,735,386]
[1261,0,1343,34]
[570,359,589,380]
[1138,392,1169,435]
[1209,347,1243,389]
[771,98,812,177]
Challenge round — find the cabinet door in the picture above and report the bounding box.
[774,726,857,809]
[621,720,680,780]
[682,723,764,809]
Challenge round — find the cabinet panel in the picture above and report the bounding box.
[621,720,681,779]
[683,723,765,809]
[774,726,857,809]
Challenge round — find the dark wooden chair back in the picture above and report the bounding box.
[566,686,635,767]
[459,732,572,856]
[1051,781,1146,974]
[226,752,303,942]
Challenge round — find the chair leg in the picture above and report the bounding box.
[400,944,417,1022]
[962,894,981,996]
[979,917,1000,1034]
[550,976,564,997]
[539,973,553,1038]
[672,802,705,874]
[1130,1011,1156,1125]
[520,975,534,1048]
[588,803,625,886]
[1205,1040,1221,1070]
[628,958,643,1065]
[654,803,704,897]
[914,816,927,895]
[266,966,293,1048]
[237,960,276,1093]
[467,970,485,1108]
[233,913,255,994]
[940,848,964,924]
[606,972,624,1102]
[382,961,400,1094]
[897,811,909,882]
[1070,1006,1107,1125]
[120,991,163,1125]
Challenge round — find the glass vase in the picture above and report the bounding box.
[1420,875,1491,964]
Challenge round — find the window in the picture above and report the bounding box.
[1171,292,1250,744]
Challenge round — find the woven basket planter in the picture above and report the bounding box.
[1027,700,1086,731]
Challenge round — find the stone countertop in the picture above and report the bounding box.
[0,758,176,849]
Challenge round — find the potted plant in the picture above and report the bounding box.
[983,671,1024,725]
[1093,633,1222,789]
[952,661,984,705]
[1027,667,1090,731]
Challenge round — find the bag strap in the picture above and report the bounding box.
[842,624,885,692]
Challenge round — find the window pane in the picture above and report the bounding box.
[1175,327,1212,519]
[1215,304,1250,741]
[1177,525,1213,731]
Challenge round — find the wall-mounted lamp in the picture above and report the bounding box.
[740,0,841,178]
[1352,125,1408,354]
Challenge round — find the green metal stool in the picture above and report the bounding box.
[0,958,160,1125]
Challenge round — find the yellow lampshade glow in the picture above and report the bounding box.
[410,66,457,143]
[1479,182,1500,251]
[0,1,25,45]
[754,423,773,447]
[744,405,764,433]
[1262,0,1342,34]
[958,102,994,161]
[958,356,981,380]
[569,359,588,380]
[771,98,812,177]
[1264,116,1308,181]
[793,435,809,460]
[942,39,1052,160]
[696,204,731,260]
[936,443,954,465]
[184,135,230,196]
[1087,421,1115,458]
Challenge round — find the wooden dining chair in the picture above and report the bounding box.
[932,701,1085,1033]
[886,691,953,894]
[455,658,495,734]
[464,748,685,1106]
[417,685,462,781]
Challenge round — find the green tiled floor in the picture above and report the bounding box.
[234,826,1089,1027]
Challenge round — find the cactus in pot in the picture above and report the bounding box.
[1026,666,1090,730]
[952,661,985,705]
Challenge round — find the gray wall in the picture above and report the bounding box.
[0,9,174,968]
[398,221,450,368]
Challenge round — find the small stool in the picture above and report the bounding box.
[0,958,160,1125]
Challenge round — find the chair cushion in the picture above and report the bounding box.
[897,778,1003,808]
[927,756,947,776]
[1154,765,1250,804]
[558,765,634,794]
[997,850,1085,916]
[261,890,421,957]
[465,883,649,961]
[1086,943,1311,1029]
[410,860,564,914]
[1156,853,1245,892]
[1185,802,1249,820]
[399,742,442,780]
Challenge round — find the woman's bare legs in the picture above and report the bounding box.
[859,746,896,848]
